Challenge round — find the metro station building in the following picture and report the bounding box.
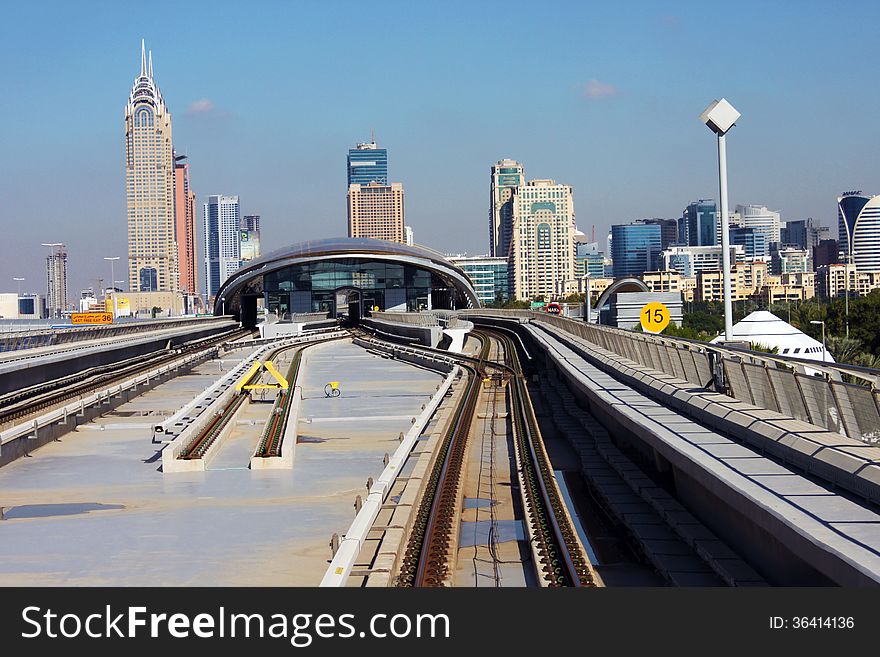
[214,238,480,325]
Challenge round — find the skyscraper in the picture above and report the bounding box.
[736,204,781,248]
[781,218,828,250]
[44,243,68,319]
[730,226,766,260]
[241,215,261,232]
[509,179,575,300]
[347,140,388,186]
[838,192,880,271]
[204,195,242,300]
[680,200,717,247]
[347,182,405,242]
[240,215,261,262]
[611,223,661,277]
[125,41,177,293]
[489,159,525,258]
[173,154,197,296]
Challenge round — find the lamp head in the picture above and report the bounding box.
[700,98,740,135]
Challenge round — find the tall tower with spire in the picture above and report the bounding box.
[125,40,178,294]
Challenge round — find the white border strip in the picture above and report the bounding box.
[320,365,459,587]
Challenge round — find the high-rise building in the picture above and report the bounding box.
[730,226,766,260]
[125,41,177,293]
[680,200,717,247]
[173,154,197,296]
[611,223,662,278]
[659,244,743,277]
[447,255,508,304]
[45,244,68,319]
[636,218,678,250]
[241,215,261,232]
[489,159,525,258]
[736,204,781,248]
[239,215,261,262]
[813,239,839,269]
[347,182,405,242]
[838,192,880,271]
[781,218,828,250]
[405,225,414,246]
[347,140,388,187]
[509,179,575,300]
[204,195,242,300]
[574,238,606,278]
[770,245,810,275]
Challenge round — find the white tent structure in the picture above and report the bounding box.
[710,310,834,363]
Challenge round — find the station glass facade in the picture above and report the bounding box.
[263,258,445,316]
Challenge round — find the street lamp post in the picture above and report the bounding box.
[700,98,741,342]
[104,257,120,318]
[221,296,225,316]
[811,320,827,363]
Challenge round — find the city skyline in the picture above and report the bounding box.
[3,1,880,296]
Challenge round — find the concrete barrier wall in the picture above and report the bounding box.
[0,321,235,395]
[360,317,442,347]
[1,348,218,467]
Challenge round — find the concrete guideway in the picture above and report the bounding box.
[521,320,880,585]
[0,319,236,396]
[0,338,443,586]
[161,331,347,473]
[0,345,220,467]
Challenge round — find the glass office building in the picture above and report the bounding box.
[680,200,717,247]
[611,224,662,278]
[447,255,508,304]
[730,226,766,260]
[347,142,388,186]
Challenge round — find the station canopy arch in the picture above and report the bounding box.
[213,237,480,321]
[594,277,650,312]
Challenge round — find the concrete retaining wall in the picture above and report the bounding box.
[360,317,442,347]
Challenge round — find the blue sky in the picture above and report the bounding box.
[2,0,879,295]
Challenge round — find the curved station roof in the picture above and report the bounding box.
[214,237,481,314]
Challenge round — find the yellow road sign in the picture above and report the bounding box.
[71,312,113,325]
[640,301,670,334]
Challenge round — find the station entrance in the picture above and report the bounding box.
[333,287,364,324]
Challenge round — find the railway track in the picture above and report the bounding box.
[0,327,252,427]
[485,327,594,587]
[182,332,347,462]
[392,328,594,587]
[254,348,305,458]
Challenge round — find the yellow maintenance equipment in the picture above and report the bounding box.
[236,360,289,393]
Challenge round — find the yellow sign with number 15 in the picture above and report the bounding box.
[640,302,670,334]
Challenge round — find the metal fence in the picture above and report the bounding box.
[460,309,880,445]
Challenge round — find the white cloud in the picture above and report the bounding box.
[186,98,216,115]
[581,79,619,100]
